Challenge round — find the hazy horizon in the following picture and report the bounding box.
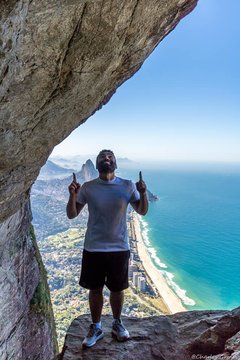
[49,153,240,174]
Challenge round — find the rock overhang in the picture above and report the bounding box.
[0,0,198,222]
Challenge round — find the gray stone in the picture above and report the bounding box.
[59,309,240,360]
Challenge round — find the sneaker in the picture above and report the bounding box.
[112,319,130,342]
[82,324,104,349]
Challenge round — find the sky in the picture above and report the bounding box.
[52,0,240,164]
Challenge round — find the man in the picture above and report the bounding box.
[66,149,148,349]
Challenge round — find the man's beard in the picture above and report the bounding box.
[97,161,116,173]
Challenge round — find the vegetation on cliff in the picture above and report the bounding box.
[29,224,59,355]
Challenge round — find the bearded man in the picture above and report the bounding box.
[66,149,148,349]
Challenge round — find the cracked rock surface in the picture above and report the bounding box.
[59,308,240,360]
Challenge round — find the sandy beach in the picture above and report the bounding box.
[131,212,186,314]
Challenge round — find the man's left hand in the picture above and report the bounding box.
[136,171,147,195]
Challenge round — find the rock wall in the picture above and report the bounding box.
[0,1,203,359]
[0,200,58,359]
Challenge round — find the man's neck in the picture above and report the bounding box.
[99,172,115,181]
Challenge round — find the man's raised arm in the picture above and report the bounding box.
[131,171,148,216]
[66,172,85,219]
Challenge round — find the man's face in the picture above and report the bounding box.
[96,151,117,173]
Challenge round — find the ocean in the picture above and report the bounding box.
[119,165,240,311]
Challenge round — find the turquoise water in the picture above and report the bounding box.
[120,166,240,311]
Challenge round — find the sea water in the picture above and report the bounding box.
[119,165,240,311]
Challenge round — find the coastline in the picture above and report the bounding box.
[130,212,186,314]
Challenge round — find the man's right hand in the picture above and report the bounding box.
[68,172,81,195]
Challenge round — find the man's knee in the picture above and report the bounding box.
[110,289,124,295]
[89,287,103,295]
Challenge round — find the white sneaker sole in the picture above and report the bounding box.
[112,331,130,342]
[82,333,104,349]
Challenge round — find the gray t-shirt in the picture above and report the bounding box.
[76,176,140,252]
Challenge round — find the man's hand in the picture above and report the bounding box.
[131,171,148,215]
[136,171,147,195]
[67,173,84,219]
[68,172,81,196]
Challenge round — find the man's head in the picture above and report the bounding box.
[96,149,117,173]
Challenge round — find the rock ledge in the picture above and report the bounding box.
[59,307,240,360]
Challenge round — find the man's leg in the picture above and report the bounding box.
[110,290,124,320]
[110,289,129,341]
[80,251,106,348]
[106,251,130,341]
[82,287,104,349]
[89,287,104,323]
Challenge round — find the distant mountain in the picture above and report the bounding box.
[49,155,95,170]
[39,160,75,180]
[147,190,159,201]
[41,159,98,194]
[43,160,71,174]
[79,159,98,181]
[117,157,133,163]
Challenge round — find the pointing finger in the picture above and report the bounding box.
[139,171,142,182]
[73,172,77,182]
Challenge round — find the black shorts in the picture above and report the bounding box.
[79,249,130,292]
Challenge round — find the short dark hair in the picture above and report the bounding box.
[97,149,115,157]
[96,149,116,169]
